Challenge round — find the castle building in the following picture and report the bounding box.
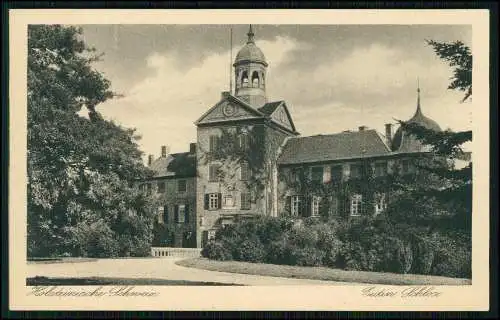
[142,26,444,249]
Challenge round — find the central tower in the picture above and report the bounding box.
[233,25,268,108]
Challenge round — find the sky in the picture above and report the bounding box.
[77,24,472,160]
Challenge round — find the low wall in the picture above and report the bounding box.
[151,247,202,258]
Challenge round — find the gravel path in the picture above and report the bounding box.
[26,257,362,286]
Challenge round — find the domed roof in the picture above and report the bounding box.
[391,88,442,152]
[234,25,267,66]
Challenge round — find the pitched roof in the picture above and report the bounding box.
[194,93,265,126]
[258,101,283,115]
[277,129,391,165]
[149,152,196,178]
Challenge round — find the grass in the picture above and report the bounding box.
[28,257,99,264]
[176,258,472,285]
[27,276,243,286]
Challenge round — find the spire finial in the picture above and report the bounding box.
[415,77,422,116]
[247,24,255,43]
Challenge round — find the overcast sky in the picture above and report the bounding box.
[77,24,472,159]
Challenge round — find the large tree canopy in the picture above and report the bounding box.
[391,39,473,233]
[28,25,157,258]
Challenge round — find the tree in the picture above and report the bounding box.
[393,39,473,232]
[27,25,156,257]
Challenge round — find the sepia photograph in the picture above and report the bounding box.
[9,9,490,311]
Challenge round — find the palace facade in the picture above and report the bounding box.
[142,26,445,248]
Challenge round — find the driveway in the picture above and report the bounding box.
[27,257,360,285]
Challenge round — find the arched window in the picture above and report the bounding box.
[261,73,265,86]
[241,71,249,87]
[252,71,259,87]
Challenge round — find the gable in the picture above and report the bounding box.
[195,96,264,126]
[269,103,296,132]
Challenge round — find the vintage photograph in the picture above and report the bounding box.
[25,22,473,287]
[9,9,490,311]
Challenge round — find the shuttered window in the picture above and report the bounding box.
[178,179,187,192]
[209,135,219,153]
[374,162,387,177]
[350,164,363,179]
[311,196,321,217]
[209,164,221,182]
[240,162,249,181]
[291,195,304,217]
[163,205,169,223]
[330,165,343,182]
[241,192,251,210]
[205,193,222,210]
[157,181,166,193]
[311,166,324,184]
[350,194,363,216]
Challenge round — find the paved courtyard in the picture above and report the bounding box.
[27,257,362,285]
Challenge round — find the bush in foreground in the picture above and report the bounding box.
[201,215,471,278]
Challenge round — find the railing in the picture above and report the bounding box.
[151,247,201,258]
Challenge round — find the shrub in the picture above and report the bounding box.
[429,232,471,278]
[285,245,324,267]
[201,240,233,261]
[74,220,120,258]
[266,235,289,264]
[255,216,291,245]
[237,237,266,262]
[411,236,435,275]
[314,224,343,267]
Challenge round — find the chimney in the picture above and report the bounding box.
[358,125,367,131]
[221,91,230,99]
[385,123,392,146]
[189,143,197,154]
[147,154,154,166]
[161,145,169,158]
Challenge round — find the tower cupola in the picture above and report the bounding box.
[233,25,268,108]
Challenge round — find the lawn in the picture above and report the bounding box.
[27,276,242,286]
[176,258,472,285]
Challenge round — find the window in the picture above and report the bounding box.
[209,164,221,182]
[223,194,234,208]
[146,183,152,195]
[157,206,164,224]
[207,193,220,210]
[252,71,260,87]
[401,159,410,173]
[208,230,216,240]
[331,165,343,182]
[291,195,303,217]
[374,162,387,177]
[241,192,251,210]
[209,135,219,153]
[157,181,166,193]
[350,194,363,216]
[350,164,363,179]
[374,193,387,215]
[290,167,303,183]
[311,196,321,217]
[163,205,169,223]
[239,134,249,151]
[240,162,249,181]
[178,179,187,192]
[311,166,324,184]
[241,71,249,87]
[177,204,186,223]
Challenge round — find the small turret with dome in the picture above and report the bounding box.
[233,25,268,108]
[391,81,442,153]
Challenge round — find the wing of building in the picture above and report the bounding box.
[140,25,447,248]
